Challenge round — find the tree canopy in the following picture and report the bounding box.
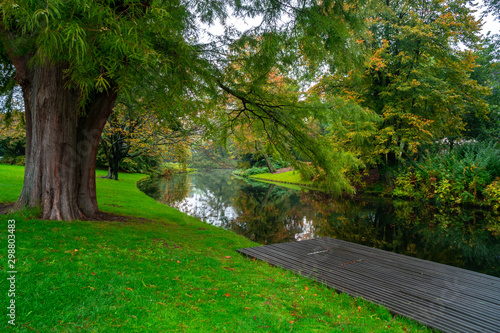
[0,0,373,219]
[312,0,489,165]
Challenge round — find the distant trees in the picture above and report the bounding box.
[313,0,489,165]
[0,112,25,164]
[99,100,200,180]
[468,33,500,139]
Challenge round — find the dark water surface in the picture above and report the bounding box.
[138,169,500,277]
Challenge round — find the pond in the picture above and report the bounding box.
[138,169,500,277]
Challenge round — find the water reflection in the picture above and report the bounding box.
[138,169,500,277]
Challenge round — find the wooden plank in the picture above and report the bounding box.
[254,244,500,321]
[238,237,500,333]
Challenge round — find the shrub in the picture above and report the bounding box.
[0,156,14,165]
[484,179,500,210]
[233,166,270,178]
[392,140,500,205]
[13,156,25,166]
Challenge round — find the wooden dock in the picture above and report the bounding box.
[237,237,500,333]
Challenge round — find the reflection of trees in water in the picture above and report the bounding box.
[301,192,500,276]
[168,170,242,225]
[139,171,500,276]
[230,183,315,244]
[397,204,500,277]
[157,174,191,204]
[136,174,191,203]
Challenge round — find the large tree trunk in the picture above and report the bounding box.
[12,59,117,220]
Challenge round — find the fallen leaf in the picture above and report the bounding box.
[126,288,133,291]
[224,256,231,259]
[289,321,294,324]
[244,307,250,310]
[74,249,78,252]
[358,306,361,312]
[91,272,96,275]
[177,260,180,263]
[305,287,309,290]
[223,267,235,271]
[224,293,230,297]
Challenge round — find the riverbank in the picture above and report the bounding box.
[0,165,428,332]
[249,170,320,189]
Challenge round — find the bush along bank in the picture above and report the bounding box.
[391,140,500,208]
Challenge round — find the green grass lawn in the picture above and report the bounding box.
[250,171,320,189]
[0,164,430,332]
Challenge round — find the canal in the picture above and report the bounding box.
[138,169,500,277]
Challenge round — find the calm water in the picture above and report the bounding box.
[138,169,500,277]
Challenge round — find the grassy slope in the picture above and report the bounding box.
[0,165,429,332]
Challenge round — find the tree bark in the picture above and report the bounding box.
[11,58,117,220]
[104,150,120,181]
[102,133,124,180]
[256,141,276,173]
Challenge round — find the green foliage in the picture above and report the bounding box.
[0,112,25,159]
[314,0,489,165]
[484,179,500,210]
[392,141,500,206]
[236,153,287,170]
[0,134,24,156]
[234,158,290,178]
[96,146,159,174]
[250,170,315,188]
[233,166,270,178]
[253,157,289,170]
[12,155,24,166]
[468,33,500,139]
[188,141,237,169]
[483,0,500,20]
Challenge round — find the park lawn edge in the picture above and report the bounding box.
[0,164,431,332]
[250,170,321,190]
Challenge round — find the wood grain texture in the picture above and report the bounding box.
[238,237,500,333]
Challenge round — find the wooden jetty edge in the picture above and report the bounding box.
[237,237,500,333]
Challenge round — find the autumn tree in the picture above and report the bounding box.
[228,73,298,173]
[189,139,237,169]
[314,0,489,165]
[99,99,200,180]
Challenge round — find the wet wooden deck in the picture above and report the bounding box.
[237,237,500,333]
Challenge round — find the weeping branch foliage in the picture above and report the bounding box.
[0,0,374,193]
